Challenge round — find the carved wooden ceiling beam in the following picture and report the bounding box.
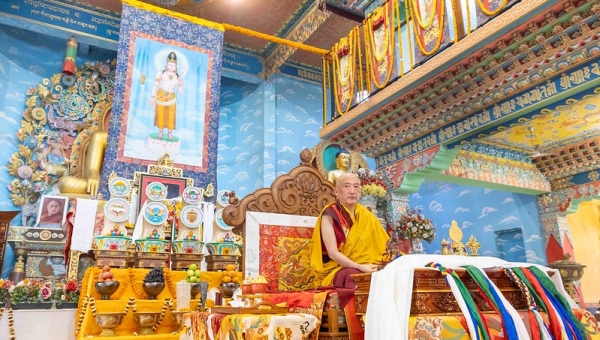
[324,0,598,158]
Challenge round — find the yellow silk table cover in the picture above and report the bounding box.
[77,267,242,339]
[180,311,320,340]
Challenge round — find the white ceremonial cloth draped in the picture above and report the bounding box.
[70,198,99,251]
[364,255,576,340]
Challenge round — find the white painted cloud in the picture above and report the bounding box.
[461,221,473,229]
[457,189,471,198]
[525,234,542,243]
[509,245,524,252]
[216,165,230,174]
[455,207,470,213]
[484,188,493,194]
[277,146,294,153]
[499,215,519,224]
[285,113,299,122]
[513,233,523,240]
[0,111,18,125]
[496,238,508,245]
[429,201,444,212]
[482,250,493,256]
[229,171,249,182]
[484,225,494,232]
[218,124,232,132]
[501,197,514,204]
[441,223,450,229]
[240,122,254,132]
[525,250,544,263]
[479,206,498,219]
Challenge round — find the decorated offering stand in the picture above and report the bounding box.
[94,175,134,268]
[76,266,241,339]
[171,187,206,270]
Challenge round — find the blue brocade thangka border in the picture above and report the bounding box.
[99,4,223,199]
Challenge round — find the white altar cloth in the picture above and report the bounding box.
[0,308,76,340]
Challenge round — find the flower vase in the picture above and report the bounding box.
[359,195,378,216]
[410,238,425,254]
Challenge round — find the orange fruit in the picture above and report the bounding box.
[228,271,237,277]
[225,264,236,271]
[222,276,232,283]
[232,277,240,283]
[221,271,228,277]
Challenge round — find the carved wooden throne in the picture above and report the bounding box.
[222,148,350,340]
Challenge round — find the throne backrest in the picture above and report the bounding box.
[222,148,336,292]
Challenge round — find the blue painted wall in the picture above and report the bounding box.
[217,75,324,198]
[409,179,547,264]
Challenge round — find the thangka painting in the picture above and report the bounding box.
[473,0,519,29]
[408,0,454,66]
[100,1,223,197]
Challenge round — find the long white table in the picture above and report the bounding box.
[0,308,76,340]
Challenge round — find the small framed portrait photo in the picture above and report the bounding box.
[36,195,68,229]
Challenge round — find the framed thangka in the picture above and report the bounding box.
[118,33,212,170]
[100,1,223,198]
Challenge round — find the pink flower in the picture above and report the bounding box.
[40,286,51,300]
[17,166,33,179]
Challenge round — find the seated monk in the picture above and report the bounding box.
[310,172,389,340]
[57,130,107,197]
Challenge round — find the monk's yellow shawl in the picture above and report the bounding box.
[310,203,389,286]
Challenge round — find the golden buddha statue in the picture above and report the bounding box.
[327,148,351,185]
[57,107,110,197]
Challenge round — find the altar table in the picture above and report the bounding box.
[180,311,320,340]
[0,308,76,340]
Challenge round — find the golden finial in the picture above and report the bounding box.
[156,152,175,167]
[466,235,480,256]
[441,238,449,255]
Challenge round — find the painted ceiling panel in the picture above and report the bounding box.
[482,95,600,153]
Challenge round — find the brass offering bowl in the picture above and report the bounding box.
[133,311,161,335]
[142,282,165,300]
[220,282,239,298]
[170,311,187,331]
[190,282,200,298]
[95,281,120,300]
[94,312,126,337]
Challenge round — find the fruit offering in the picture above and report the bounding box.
[98,265,117,282]
[221,264,239,283]
[144,267,165,283]
[185,263,202,283]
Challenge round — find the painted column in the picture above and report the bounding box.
[538,198,585,306]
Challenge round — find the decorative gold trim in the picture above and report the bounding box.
[67,250,85,281]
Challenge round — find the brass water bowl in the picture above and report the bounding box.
[95,281,120,300]
[220,282,239,298]
[548,254,586,282]
[170,311,187,331]
[94,312,126,337]
[133,311,161,335]
[190,282,200,298]
[142,282,165,300]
